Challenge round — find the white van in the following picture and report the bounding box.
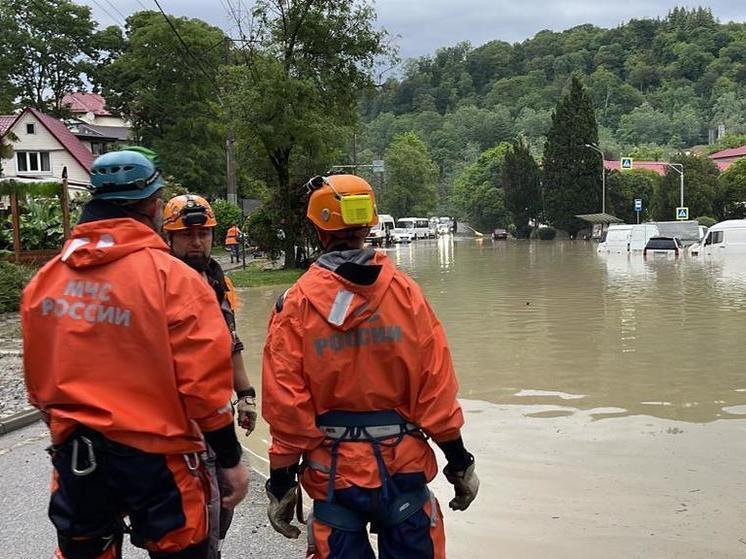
[597,224,633,253]
[698,220,746,256]
[366,214,395,247]
[398,217,431,239]
[628,224,660,251]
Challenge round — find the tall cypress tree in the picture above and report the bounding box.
[542,75,601,236]
[502,139,542,238]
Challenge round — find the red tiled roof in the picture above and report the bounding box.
[0,115,16,135]
[716,160,733,172]
[61,92,112,116]
[604,160,669,176]
[709,144,746,160]
[25,108,95,171]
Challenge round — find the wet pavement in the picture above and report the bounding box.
[0,422,305,559]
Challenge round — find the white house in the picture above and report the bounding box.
[61,92,130,129]
[0,107,94,192]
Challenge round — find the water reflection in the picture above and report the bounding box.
[236,241,746,425]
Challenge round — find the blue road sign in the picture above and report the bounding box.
[676,207,689,220]
[634,198,643,212]
[621,157,634,170]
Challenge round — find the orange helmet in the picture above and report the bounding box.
[163,194,217,232]
[306,174,379,232]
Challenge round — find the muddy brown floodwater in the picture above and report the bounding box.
[236,238,746,558]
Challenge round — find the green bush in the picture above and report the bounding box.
[244,205,285,259]
[695,216,717,227]
[212,199,243,247]
[536,227,557,240]
[0,261,34,312]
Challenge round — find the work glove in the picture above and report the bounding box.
[266,481,301,539]
[443,454,479,511]
[235,389,257,436]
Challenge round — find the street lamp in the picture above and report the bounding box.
[662,162,685,208]
[583,143,605,214]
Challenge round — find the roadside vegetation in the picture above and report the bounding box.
[227,264,303,288]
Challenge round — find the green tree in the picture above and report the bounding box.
[96,11,227,196]
[0,0,98,112]
[605,169,660,223]
[715,158,746,219]
[542,76,601,236]
[223,0,390,268]
[383,132,437,218]
[452,143,511,231]
[502,139,541,237]
[651,154,719,220]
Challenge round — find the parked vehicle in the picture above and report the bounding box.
[437,217,454,235]
[697,219,746,256]
[365,214,395,247]
[597,224,633,253]
[397,217,431,239]
[492,228,508,240]
[416,217,435,238]
[391,227,413,243]
[643,236,682,259]
[629,224,660,251]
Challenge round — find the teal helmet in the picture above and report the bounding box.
[89,150,164,201]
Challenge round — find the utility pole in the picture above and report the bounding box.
[225,37,238,205]
[663,162,685,208]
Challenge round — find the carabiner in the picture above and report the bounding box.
[71,436,97,477]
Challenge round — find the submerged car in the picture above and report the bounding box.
[643,236,682,258]
[492,228,508,240]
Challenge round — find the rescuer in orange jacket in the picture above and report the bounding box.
[261,174,479,558]
[22,150,249,559]
[224,224,241,263]
[163,193,257,559]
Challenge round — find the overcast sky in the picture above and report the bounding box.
[76,0,746,60]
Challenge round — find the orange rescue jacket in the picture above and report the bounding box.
[22,218,235,455]
[224,226,240,246]
[262,249,464,499]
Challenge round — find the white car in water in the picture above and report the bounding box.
[391,227,413,243]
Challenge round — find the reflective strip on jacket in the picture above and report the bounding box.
[262,249,464,500]
[22,218,235,455]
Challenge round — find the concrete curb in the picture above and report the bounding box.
[0,407,41,435]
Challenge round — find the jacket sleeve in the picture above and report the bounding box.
[412,292,464,443]
[166,268,235,434]
[262,300,323,468]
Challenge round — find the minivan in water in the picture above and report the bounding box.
[698,219,746,256]
[366,214,395,247]
[597,224,633,253]
[629,224,660,251]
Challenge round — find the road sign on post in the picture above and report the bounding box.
[676,207,689,220]
[634,199,643,212]
[372,159,385,173]
[621,157,634,171]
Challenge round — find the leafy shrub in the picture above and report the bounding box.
[536,227,557,240]
[211,199,243,247]
[244,205,285,259]
[0,261,34,312]
[695,216,717,228]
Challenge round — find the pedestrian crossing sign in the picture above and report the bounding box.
[676,207,689,220]
[621,157,634,170]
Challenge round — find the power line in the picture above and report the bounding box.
[89,0,123,26]
[151,0,221,100]
[102,0,128,23]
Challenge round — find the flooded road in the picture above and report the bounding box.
[236,239,746,558]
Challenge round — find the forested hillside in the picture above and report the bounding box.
[355,8,746,214]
